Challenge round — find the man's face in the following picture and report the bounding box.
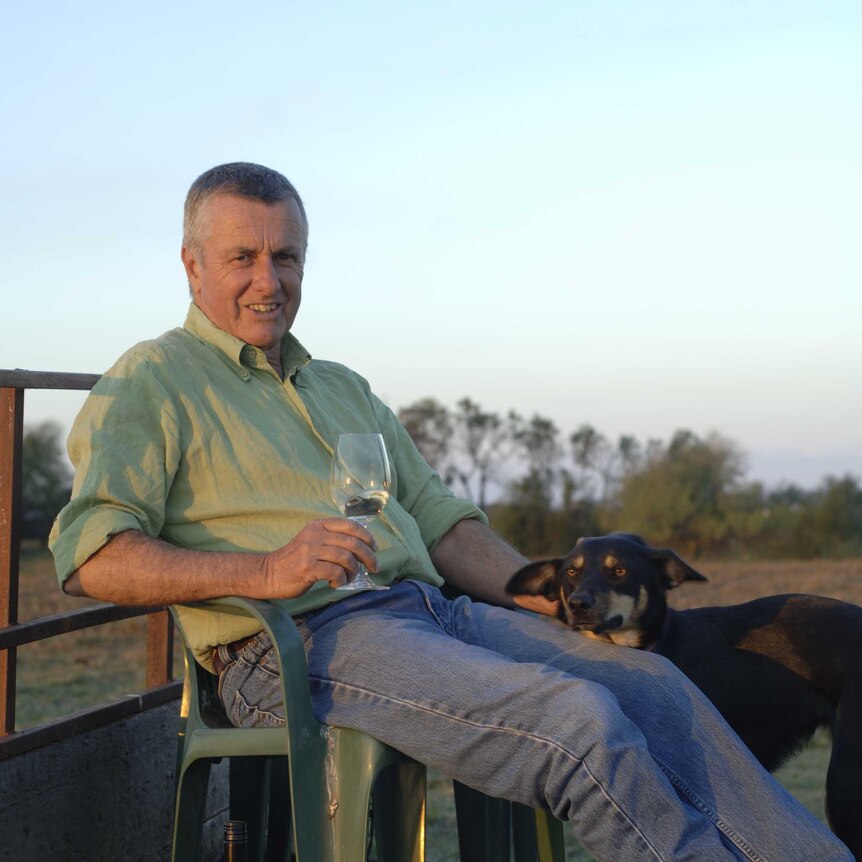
[182,194,307,353]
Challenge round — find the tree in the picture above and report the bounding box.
[449,398,515,509]
[510,413,562,484]
[609,430,745,556]
[21,421,72,544]
[495,413,561,554]
[810,474,862,555]
[569,425,641,504]
[617,434,642,473]
[397,398,454,478]
[569,424,610,501]
[398,396,518,509]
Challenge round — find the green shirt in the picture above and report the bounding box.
[50,304,485,668]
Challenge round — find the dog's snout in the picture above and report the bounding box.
[568,592,595,612]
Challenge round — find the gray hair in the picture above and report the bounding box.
[183,162,308,251]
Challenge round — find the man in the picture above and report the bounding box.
[51,163,851,861]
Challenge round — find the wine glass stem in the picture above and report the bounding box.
[350,514,372,577]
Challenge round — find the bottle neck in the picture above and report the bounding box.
[223,820,248,862]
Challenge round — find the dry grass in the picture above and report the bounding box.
[669,557,862,610]
[12,549,860,861]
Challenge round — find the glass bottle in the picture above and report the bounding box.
[223,819,248,862]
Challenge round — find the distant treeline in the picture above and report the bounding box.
[19,412,862,561]
[398,397,862,560]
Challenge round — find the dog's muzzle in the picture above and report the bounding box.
[565,594,624,633]
[568,592,594,612]
[590,615,624,633]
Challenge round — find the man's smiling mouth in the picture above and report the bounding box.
[248,303,280,313]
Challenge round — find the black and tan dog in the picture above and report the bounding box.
[506,532,862,859]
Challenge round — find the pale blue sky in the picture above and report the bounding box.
[2,1,860,489]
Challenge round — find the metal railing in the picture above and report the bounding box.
[0,369,180,760]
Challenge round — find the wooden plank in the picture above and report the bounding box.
[0,386,24,735]
[0,603,167,650]
[145,609,175,687]
[0,370,99,391]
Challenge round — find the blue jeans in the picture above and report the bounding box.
[217,581,851,862]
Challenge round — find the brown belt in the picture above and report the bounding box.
[212,634,258,676]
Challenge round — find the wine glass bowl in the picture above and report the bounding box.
[330,433,391,591]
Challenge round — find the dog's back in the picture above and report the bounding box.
[661,595,858,765]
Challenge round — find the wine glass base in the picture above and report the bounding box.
[335,581,390,591]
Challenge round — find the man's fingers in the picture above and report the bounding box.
[310,519,378,571]
[318,537,378,574]
[317,561,350,589]
[316,545,360,573]
[319,517,378,550]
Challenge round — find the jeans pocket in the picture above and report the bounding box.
[219,635,285,728]
[228,685,286,729]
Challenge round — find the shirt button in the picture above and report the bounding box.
[240,370,250,380]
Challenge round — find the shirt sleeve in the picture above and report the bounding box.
[369,392,488,553]
[49,347,182,586]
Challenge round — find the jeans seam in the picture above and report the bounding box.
[578,756,667,862]
[407,580,450,631]
[653,755,768,862]
[312,676,667,860]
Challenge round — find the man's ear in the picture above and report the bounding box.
[649,548,708,589]
[505,558,564,600]
[181,246,202,300]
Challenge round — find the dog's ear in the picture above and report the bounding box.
[649,548,708,589]
[505,559,564,599]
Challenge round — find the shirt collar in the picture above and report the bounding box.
[183,303,312,379]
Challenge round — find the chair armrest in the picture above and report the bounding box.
[179,597,321,739]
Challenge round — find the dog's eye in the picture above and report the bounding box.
[613,567,627,578]
[566,567,579,577]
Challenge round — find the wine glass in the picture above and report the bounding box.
[330,433,391,591]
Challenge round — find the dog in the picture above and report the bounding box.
[506,532,862,859]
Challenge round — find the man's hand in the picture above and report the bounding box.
[512,593,561,618]
[259,518,379,595]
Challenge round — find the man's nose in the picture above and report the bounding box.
[251,256,280,291]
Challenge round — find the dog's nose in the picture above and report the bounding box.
[568,593,594,612]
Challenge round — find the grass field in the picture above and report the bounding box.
[13,550,862,861]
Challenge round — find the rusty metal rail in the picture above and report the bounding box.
[0,369,179,760]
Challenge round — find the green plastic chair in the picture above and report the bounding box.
[170,596,426,862]
[171,595,566,861]
[512,803,567,861]
[453,782,566,862]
